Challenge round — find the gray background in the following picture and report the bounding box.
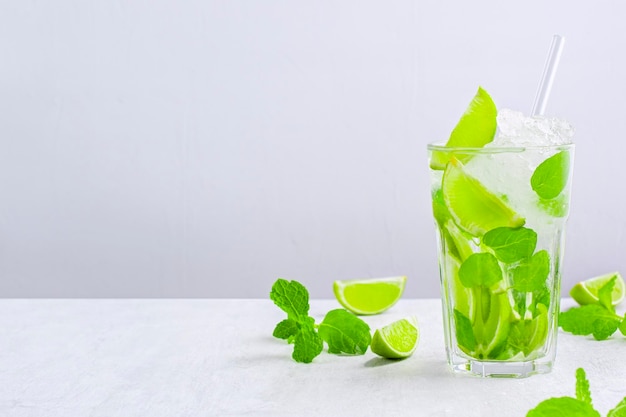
[0,1,623,298]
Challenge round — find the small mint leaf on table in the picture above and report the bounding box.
[592,318,620,341]
[559,305,602,335]
[483,226,537,264]
[576,368,592,405]
[559,304,621,340]
[526,368,600,417]
[292,318,323,363]
[318,309,371,355]
[526,397,600,417]
[273,319,299,341]
[270,279,310,321]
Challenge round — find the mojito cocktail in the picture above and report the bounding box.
[428,88,574,377]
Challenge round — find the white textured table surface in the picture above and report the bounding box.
[0,298,624,417]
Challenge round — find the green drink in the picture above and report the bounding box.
[428,89,574,377]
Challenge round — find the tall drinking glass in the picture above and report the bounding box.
[428,143,574,377]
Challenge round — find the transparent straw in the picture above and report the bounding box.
[531,35,565,116]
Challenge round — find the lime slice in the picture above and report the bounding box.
[446,254,474,320]
[570,272,625,306]
[430,86,497,170]
[333,276,407,315]
[371,316,419,359]
[470,289,512,359]
[442,157,525,237]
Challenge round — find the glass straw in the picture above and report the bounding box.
[531,35,565,116]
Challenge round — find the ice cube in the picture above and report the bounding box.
[491,108,574,147]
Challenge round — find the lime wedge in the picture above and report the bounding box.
[442,157,525,237]
[371,316,419,359]
[430,86,497,170]
[333,276,406,315]
[570,272,625,306]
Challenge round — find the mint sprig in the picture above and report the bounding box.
[560,277,626,341]
[526,368,626,417]
[270,280,323,363]
[270,279,371,363]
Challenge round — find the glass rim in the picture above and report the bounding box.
[427,142,574,153]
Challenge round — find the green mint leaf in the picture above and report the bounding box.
[318,309,371,355]
[576,368,593,405]
[273,319,299,342]
[608,398,626,417]
[483,226,537,263]
[598,276,617,311]
[592,317,620,341]
[512,250,550,292]
[526,397,600,417]
[559,305,603,335]
[531,150,570,200]
[527,368,600,417]
[292,317,323,363]
[459,253,502,288]
[619,314,626,336]
[270,279,310,321]
[270,279,322,363]
[559,304,621,339]
[454,309,476,352]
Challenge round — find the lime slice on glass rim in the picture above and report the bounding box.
[371,316,419,359]
[333,276,407,315]
[442,157,525,237]
[430,86,497,170]
[570,272,625,306]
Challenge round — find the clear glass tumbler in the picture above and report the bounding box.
[428,143,574,377]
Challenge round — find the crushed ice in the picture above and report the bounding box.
[490,108,574,147]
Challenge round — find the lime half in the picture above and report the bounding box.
[570,272,625,306]
[333,276,407,315]
[371,316,419,359]
[442,157,525,237]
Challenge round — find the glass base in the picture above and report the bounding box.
[448,352,553,378]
